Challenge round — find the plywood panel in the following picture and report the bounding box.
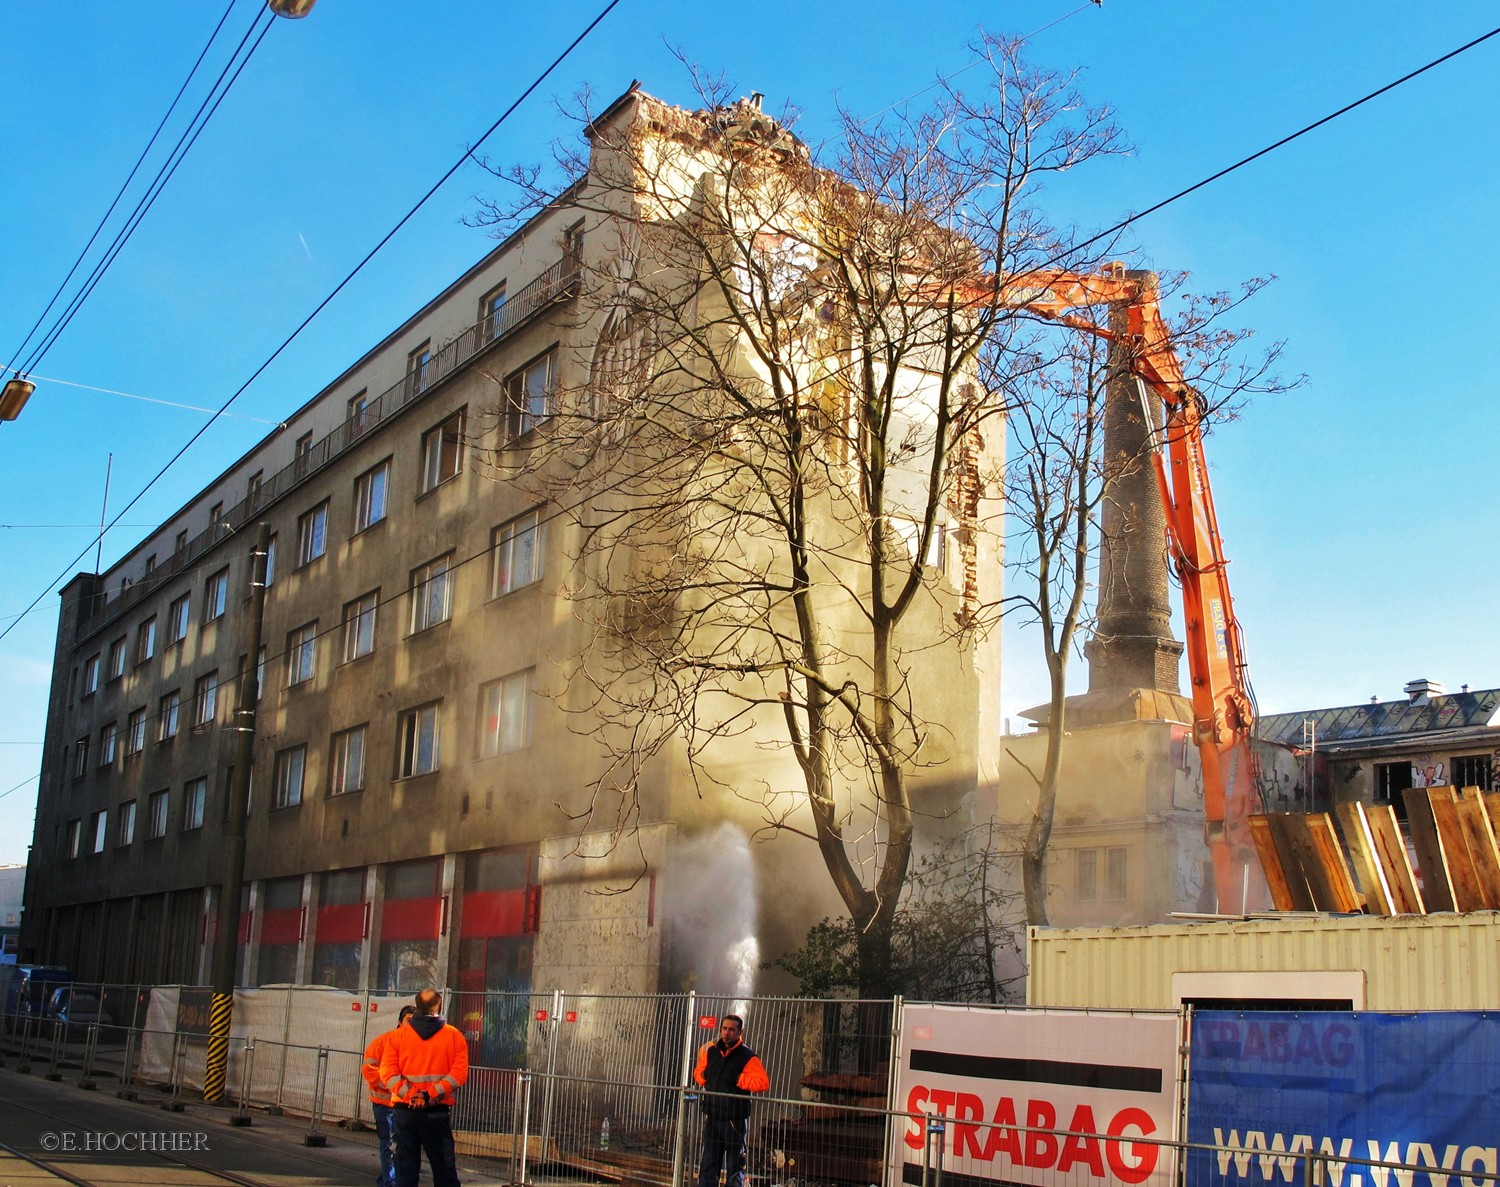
[1454,787,1500,909]
[1365,804,1424,915]
[1265,814,1316,911]
[1427,786,1485,912]
[1337,803,1393,915]
[1404,787,1455,912]
[1250,815,1298,912]
[1305,813,1362,913]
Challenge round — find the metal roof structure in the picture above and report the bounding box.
[1257,688,1500,751]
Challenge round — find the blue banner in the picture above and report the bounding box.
[1187,1011,1500,1187]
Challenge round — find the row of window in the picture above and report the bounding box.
[63,778,203,856]
[63,673,536,856]
[72,506,541,772]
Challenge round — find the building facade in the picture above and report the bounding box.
[22,89,1001,998]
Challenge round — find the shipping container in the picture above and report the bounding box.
[1027,912,1500,1011]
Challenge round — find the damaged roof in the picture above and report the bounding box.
[1257,688,1500,749]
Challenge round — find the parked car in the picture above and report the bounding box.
[0,965,71,1032]
[44,986,112,1037]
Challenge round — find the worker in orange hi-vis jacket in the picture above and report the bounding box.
[693,1014,770,1187]
[362,1005,416,1187]
[380,989,470,1187]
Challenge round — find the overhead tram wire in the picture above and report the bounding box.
[1063,21,1500,264]
[0,0,624,646]
[13,4,276,379]
[1,0,245,382]
[8,11,1490,649]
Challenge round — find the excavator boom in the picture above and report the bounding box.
[977,264,1267,912]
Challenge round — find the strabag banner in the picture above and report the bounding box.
[891,1005,1182,1187]
[1187,1010,1500,1187]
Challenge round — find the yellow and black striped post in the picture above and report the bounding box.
[204,524,270,1103]
[203,993,234,1101]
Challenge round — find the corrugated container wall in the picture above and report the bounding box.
[1028,913,1500,1011]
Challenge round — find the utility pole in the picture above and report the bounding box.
[204,522,270,1103]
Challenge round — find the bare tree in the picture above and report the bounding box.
[999,277,1287,924]
[468,41,1177,993]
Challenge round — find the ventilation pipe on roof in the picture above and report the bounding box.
[1403,678,1447,704]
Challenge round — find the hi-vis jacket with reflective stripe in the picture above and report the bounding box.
[362,1025,404,1106]
[380,1013,469,1107]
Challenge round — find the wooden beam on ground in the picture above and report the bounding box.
[1335,803,1392,914]
[1303,813,1363,912]
[1404,787,1456,912]
[1454,787,1500,909]
[1250,815,1299,911]
[1427,786,1485,912]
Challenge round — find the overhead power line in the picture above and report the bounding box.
[2,12,1492,649]
[12,4,277,380]
[1,0,245,382]
[0,0,624,646]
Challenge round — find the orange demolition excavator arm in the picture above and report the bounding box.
[983,264,1268,913]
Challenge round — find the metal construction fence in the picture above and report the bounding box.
[2,983,1495,1187]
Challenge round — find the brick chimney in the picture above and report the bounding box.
[1084,272,1183,696]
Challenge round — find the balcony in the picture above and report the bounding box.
[79,255,580,636]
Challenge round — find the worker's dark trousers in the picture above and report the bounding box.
[697,1115,749,1187]
[393,1105,460,1187]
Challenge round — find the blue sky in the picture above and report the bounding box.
[3,1,1499,866]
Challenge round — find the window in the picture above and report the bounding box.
[99,722,118,766]
[247,469,264,508]
[479,670,533,757]
[420,409,466,491]
[126,708,147,756]
[118,800,136,847]
[148,790,169,839]
[168,594,191,643]
[348,389,371,435]
[183,777,206,830]
[492,509,544,596]
[82,655,100,697]
[91,810,107,854]
[287,622,317,687]
[409,555,453,633]
[107,636,127,680]
[209,501,224,529]
[354,460,390,532]
[1452,754,1493,791]
[273,746,306,808]
[297,502,328,566]
[294,430,315,477]
[174,529,188,554]
[205,568,229,622]
[480,282,507,340]
[159,690,181,741]
[1075,849,1097,901]
[65,819,81,859]
[407,341,433,397]
[265,534,277,587]
[330,726,366,796]
[1104,846,1128,901]
[145,554,156,576]
[564,219,585,259]
[397,702,441,777]
[1374,762,1413,821]
[73,737,89,778]
[194,671,219,727]
[342,592,377,661]
[257,647,266,701]
[504,350,555,440]
[136,616,157,664]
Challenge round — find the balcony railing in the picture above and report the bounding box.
[79,255,580,637]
